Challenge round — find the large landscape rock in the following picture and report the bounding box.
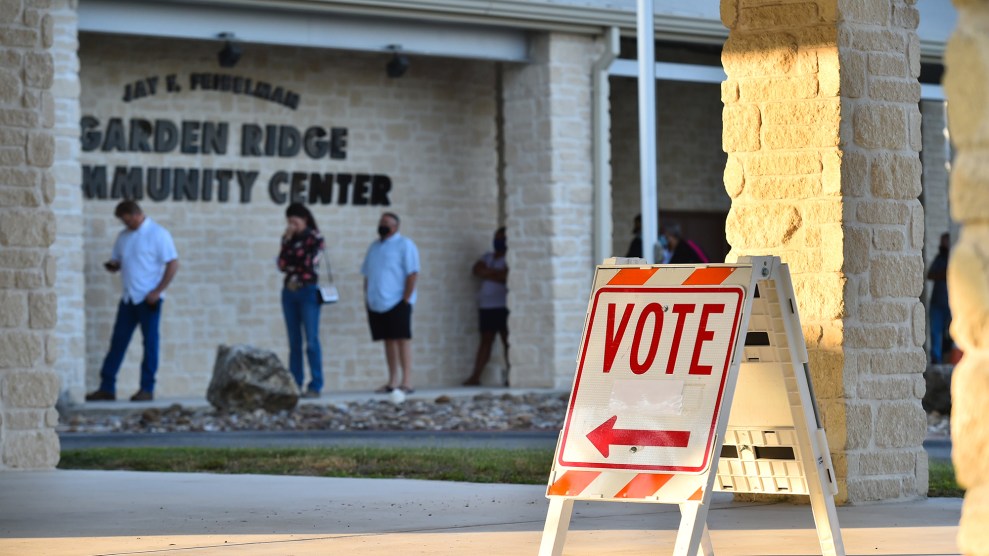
[207,345,299,412]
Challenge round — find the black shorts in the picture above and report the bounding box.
[478,308,508,333]
[368,301,412,341]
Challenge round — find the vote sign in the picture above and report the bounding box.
[559,286,745,473]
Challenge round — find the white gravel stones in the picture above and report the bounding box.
[60,392,570,434]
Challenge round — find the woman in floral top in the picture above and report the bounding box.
[278,203,326,398]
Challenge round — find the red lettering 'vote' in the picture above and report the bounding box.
[602,302,725,375]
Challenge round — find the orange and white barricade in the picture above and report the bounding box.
[538,256,844,556]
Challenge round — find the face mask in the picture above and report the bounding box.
[377,225,391,239]
[493,239,507,252]
[659,235,670,249]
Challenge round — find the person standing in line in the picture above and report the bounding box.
[664,222,709,264]
[86,201,179,402]
[464,227,509,386]
[278,203,326,398]
[927,232,952,364]
[625,214,643,258]
[362,212,420,394]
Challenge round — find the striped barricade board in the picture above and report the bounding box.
[538,256,844,556]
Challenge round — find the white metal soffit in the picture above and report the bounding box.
[78,0,732,50]
[79,0,953,61]
[78,0,531,62]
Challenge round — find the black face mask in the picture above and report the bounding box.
[378,225,391,239]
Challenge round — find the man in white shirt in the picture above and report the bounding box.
[361,212,419,394]
[86,201,179,402]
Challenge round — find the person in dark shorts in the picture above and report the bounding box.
[361,212,420,394]
[464,227,509,386]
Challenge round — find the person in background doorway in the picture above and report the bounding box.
[625,214,642,258]
[927,232,952,364]
[664,222,709,264]
[86,201,179,402]
[278,203,326,398]
[362,212,420,394]
[464,227,510,386]
[627,214,672,263]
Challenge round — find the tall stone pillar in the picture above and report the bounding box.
[0,0,61,469]
[50,0,82,405]
[721,0,927,503]
[502,33,598,388]
[945,1,989,551]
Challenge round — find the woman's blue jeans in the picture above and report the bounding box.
[930,303,951,364]
[281,284,323,393]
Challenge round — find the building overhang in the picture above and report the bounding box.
[79,0,953,63]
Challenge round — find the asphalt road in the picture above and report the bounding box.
[59,429,561,451]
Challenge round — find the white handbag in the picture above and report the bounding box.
[317,250,339,304]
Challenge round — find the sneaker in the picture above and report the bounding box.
[301,390,320,399]
[130,390,153,402]
[85,390,115,401]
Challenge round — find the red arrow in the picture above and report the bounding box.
[586,416,690,457]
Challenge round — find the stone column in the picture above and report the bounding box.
[721,0,926,503]
[502,32,598,388]
[0,0,61,469]
[49,0,81,405]
[945,1,989,551]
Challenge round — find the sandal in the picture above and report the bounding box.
[375,385,395,393]
[399,386,415,394]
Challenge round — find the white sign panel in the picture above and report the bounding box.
[558,286,744,473]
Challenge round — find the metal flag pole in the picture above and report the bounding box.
[637,0,658,264]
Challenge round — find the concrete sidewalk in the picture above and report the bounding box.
[0,470,961,556]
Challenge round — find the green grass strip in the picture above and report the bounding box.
[59,447,556,485]
[929,460,964,498]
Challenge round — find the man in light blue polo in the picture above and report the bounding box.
[361,212,420,394]
[86,201,179,402]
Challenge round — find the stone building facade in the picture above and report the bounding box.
[0,0,971,513]
[77,34,500,398]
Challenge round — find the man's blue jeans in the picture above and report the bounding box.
[99,299,163,394]
[930,303,951,364]
[281,284,323,393]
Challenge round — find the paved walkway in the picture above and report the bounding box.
[0,470,962,555]
[35,390,959,554]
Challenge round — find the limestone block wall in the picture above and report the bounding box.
[50,0,82,404]
[79,34,498,396]
[502,32,598,388]
[0,0,61,469]
[610,77,730,256]
[721,0,927,503]
[945,0,989,550]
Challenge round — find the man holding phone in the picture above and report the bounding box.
[86,201,179,402]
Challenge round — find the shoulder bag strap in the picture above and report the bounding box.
[318,248,335,286]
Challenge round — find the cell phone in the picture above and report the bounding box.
[103,261,118,271]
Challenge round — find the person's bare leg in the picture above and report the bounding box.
[384,340,400,388]
[397,338,413,389]
[500,329,510,386]
[465,331,496,385]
